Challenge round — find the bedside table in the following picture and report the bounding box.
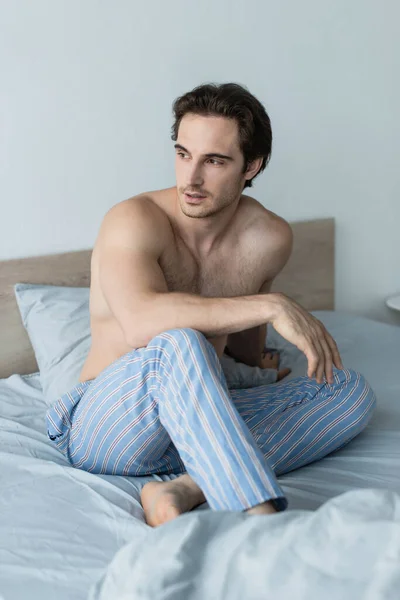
[386,294,400,312]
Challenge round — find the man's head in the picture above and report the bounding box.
[171,83,272,219]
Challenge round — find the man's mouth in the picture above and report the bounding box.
[184,192,207,203]
[185,192,206,198]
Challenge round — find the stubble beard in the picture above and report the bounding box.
[179,187,241,220]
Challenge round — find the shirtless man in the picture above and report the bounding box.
[46,83,376,526]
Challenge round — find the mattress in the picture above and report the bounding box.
[0,311,399,599]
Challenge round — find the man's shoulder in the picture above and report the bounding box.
[105,189,171,221]
[97,190,174,249]
[240,194,293,248]
[238,195,293,284]
[101,190,175,234]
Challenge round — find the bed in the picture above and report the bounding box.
[1,218,399,600]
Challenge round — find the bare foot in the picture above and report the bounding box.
[277,367,291,381]
[261,351,291,381]
[141,475,279,525]
[141,474,206,527]
[261,351,280,370]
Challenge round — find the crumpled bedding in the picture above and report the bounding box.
[90,488,400,600]
[1,311,399,600]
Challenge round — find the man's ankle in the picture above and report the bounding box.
[246,500,277,515]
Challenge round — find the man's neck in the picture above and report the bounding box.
[172,189,242,258]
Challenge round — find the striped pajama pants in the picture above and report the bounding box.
[46,327,376,512]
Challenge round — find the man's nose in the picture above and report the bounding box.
[187,162,204,187]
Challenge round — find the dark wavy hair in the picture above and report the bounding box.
[171,83,272,188]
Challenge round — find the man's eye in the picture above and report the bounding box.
[177,152,188,159]
[208,159,223,166]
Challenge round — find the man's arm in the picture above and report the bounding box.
[98,199,283,349]
[225,219,293,368]
[99,199,342,384]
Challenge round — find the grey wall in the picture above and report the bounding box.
[1,0,399,323]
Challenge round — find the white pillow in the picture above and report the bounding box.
[14,284,91,406]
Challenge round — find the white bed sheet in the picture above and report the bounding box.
[0,311,399,600]
[0,373,173,600]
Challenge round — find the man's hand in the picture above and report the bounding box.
[269,293,344,385]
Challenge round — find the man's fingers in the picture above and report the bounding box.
[325,333,344,369]
[306,335,332,385]
[315,321,342,380]
[314,340,325,384]
[305,345,319,380]
[320,335,334,384]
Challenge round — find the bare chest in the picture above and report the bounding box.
[159,238,263,298]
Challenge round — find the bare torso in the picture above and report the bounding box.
[79,187,282,382]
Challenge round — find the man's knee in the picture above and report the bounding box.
[147,328,209,357]
[335,368,377,432]
[151,327,205,344]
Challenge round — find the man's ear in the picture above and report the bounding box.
[244,157,263,183]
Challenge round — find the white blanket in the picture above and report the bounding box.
[90,488,400,600]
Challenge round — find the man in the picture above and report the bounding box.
[46,83,376,526]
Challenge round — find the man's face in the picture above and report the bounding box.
[175,114,248,219]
